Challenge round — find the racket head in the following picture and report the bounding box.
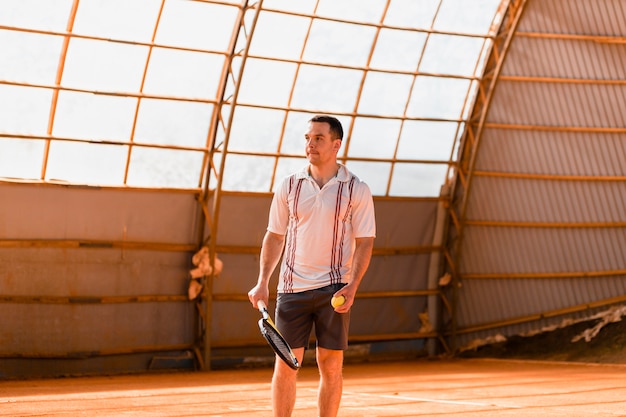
[258,318,300,370]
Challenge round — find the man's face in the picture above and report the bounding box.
[304,121,341,166]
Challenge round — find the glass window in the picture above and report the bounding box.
[421,34,487,77]
[316,0,387,24]
[249,12,310,61]
[143,48,224,99]
[127,147,204,188]
[62,38,148,92]
[346,161,391,196]
[134,99,213,148]
[370,28,427,72]
[406,76,472,120]
[389,162,449,197]
[0,0,504,197]
[262,0,316,14]
[53,91,136,141]
[358,72,413,116]
[347,117,401,159]
[156,1,239,51]
[0,85,52,135]
[0,31,63,84]
[291,65,363,113]
[304,20,376,67]
[221,154,274,192]
[435,0,501,35]
[237,59,297,107]
[0,0,73,31]
[384,0,440,28]
[73,0,161,42]
[228,107,285,153]
[46,141,128,185]
[397,120,460,161]
[0,138,44,180]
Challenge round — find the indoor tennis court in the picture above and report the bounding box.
[2,359,626,416]
[2,2,626,417]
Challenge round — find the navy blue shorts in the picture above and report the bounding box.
[275,283,349,351]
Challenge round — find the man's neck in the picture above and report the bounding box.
[309,163,339,188]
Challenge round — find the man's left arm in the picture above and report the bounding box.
[334,236,374,313]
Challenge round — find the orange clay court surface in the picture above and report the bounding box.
[1,359,626,416]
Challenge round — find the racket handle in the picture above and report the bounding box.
[257,299,267,310]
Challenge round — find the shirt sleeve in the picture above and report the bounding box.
[351,181,376,238]
[267,177,290,235]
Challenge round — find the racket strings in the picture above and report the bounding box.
[261,321,299,368]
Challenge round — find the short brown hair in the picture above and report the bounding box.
[309,115,343,140]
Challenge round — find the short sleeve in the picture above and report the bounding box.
[267,176,291,235]
[351,181,376,238]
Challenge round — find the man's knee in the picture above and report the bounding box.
[316,348,344,375]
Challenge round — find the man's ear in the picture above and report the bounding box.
[333,139,342,151]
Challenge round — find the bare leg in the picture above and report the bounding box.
[316,347,344,417]
[272,347,304,417]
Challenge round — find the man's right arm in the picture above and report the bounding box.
[247,231,285,309]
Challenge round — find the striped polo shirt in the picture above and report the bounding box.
[268,164,376,293]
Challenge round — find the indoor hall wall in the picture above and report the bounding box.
[0,183,440,377]
[0,182,200,378]
[451,0,626,350]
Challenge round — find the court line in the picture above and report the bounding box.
[341,390,524,409]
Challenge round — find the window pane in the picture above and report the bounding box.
[390,163,448,197]
[358,72,413,116]
[156,2,239,51]
[0,0,73,31]
[406,76,471,119]
[143,48,223,99]
[237,59,297,107]
[127,147,204,188]
[250,12,309,60]
[0,138,44,179]
[53,91,136,141]
[370,28,427,72]
[262,0,316,13]
[73,0,161,42]
[435,0,501,35]
[0,85,52,135]
[0,31,62,84]
[397,121,459,161]
[345,161,391,196]
[134,99,213,148]
[304,20,376,67]
[46,141,127,185]
[384,0,440,28]
[292,65,362,113]
[421,34,487,77]
[62,39,148,92]
[316,0,387,24]
[221,154,274,192]
[348,117,401,159]
[229,107,285,153]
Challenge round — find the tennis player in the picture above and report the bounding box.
[248,115,376,417]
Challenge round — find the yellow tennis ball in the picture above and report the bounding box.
[331,295,345,308]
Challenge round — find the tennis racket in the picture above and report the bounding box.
[257,300,300,370]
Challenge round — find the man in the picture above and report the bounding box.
[248,115,376,417]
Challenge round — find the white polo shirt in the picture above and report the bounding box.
[268,164,376,293]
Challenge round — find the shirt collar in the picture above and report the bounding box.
[296,164,350,182]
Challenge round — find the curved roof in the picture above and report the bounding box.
[0,0,502,196]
